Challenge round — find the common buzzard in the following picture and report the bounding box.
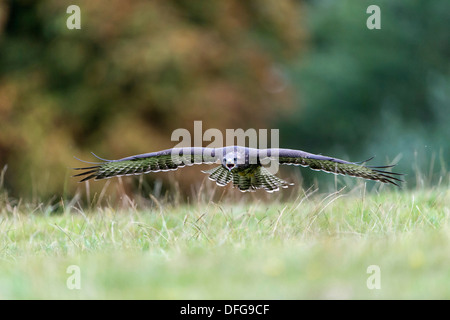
[74,146,402,192]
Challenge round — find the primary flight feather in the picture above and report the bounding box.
[73,146,403,192]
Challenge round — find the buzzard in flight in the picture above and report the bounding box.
[74,146,402,192]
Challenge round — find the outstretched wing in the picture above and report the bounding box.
[73,147,218,182]
[261,148,403,186]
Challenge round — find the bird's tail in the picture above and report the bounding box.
[202,166,233,187]
[241,167,292,193]
[203,166,292,193]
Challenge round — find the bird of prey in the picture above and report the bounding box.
[73,146,403,192]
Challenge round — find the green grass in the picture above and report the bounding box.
[0,181,449,299]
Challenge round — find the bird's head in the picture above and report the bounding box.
[222,152,242,171]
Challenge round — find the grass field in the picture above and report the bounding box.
[0,174,449,299]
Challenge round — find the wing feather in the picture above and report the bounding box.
[73,147,218,182]
[260,148,403,186]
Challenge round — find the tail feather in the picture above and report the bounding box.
[203,166,293,193]
[239,167,292,192]
[255,167,292,193]
[202,166,233,186]
[232,174,255,192]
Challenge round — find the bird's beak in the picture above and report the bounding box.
[226,163,235,171]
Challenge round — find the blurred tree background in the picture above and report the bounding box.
[280,0,450,188]
[0,0,448,200]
